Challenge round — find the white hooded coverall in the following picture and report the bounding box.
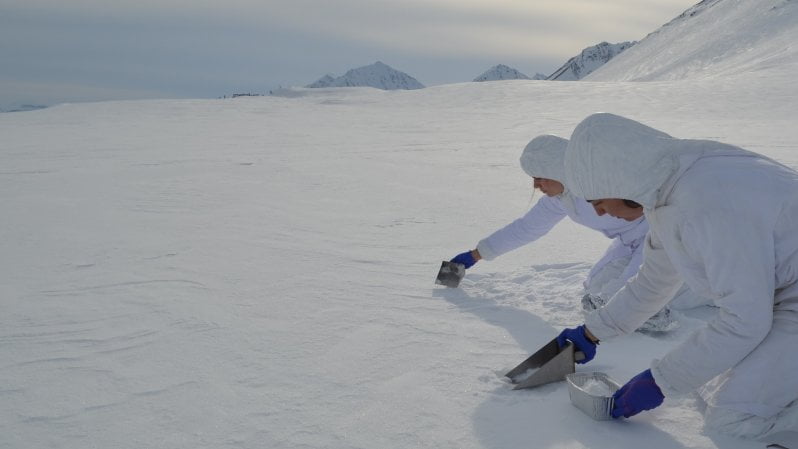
[475,135,649,300]
[565,113,798,439]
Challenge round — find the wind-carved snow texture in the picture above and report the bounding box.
[4,71,797,449]
[458,263,590,329]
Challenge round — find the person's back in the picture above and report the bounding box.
[666,154,798,301]
[560,112,798,441]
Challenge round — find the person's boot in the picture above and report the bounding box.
[637,307,678,333]
[581,293,677,332]
[581,293,606,311]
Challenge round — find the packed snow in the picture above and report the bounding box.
[2,71,795,449]
[580,378,614,397]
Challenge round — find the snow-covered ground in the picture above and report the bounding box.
[2,69,796,448]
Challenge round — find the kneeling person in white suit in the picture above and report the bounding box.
[449,134,674,332]
[558,112,798,441]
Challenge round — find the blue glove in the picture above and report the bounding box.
[556,325,596,364]
[611,369,665,419]
[450,251,477,269]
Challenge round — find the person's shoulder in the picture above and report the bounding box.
[526,194,566,216]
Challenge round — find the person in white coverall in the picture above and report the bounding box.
[449,134,674,331]
[557,112,798,440]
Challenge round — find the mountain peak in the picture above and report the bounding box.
[307,62,425,90]
[306,74,336,88]
[547,41,636,81]
[473,64,532,82]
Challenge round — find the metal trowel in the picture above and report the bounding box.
[435,261,465,288]
[505,338,586,390]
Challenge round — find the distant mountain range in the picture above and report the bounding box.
[547,41,636,81]
[305,41,635,90]
[306,62,424,90]
[0,104,48,113]
[473,64,546,82]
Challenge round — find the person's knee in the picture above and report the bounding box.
[704,405,776,439]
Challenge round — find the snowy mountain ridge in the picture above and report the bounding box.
[587,0,798,81]
[473,64,546,82]
[547,41,636,81]
[306,61,425,90]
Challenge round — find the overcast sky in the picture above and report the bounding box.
[0,0,698,108]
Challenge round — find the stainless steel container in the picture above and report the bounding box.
[565,372,622,420]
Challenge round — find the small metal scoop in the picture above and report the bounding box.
[435,261,465,288]
[505,337,585,390]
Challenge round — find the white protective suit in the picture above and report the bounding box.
[565,112,798,439]
[476,135,649,301]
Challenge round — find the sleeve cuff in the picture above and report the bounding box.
[650,360,688,398]
[476,239,499,261]
[584,309,624,341]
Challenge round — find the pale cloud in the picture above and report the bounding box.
[0,0,698,107]
[255,0,695,58]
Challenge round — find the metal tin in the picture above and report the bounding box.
[565,372,622,420]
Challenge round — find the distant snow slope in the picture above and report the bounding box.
[587,0,798,81]
[473,65,544,82]
[547,41,636,81]
[306,61,425,90]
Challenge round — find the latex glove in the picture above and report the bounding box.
[450,251,477,269]
[556,325,596,364]
[611,369,665,419]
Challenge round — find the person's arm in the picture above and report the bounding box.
[585,225,684,339]
[590,234,652,300]
[476,196,566,261]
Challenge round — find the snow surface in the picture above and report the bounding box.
[581,379,614,397]
[2,72,796,449]
[587,0,798,81]
[3,2,798,446]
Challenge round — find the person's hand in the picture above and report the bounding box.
[450,250,478,269]
[556,325,596,364]
[611,369,665,418]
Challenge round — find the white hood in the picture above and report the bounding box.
[519,135,568,183]
[564,113,758,210]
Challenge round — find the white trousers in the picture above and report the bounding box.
[584,238,641,300]
[700,305,798,439]
[585,238,710,309]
